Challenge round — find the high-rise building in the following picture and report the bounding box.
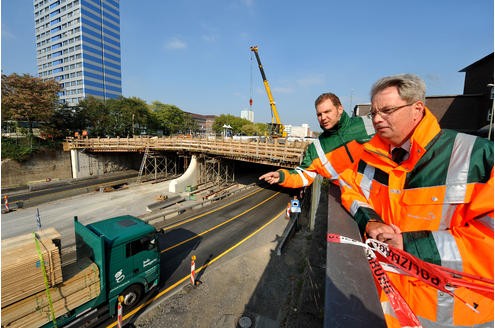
[34,0,122,105]
[240,109,254,122]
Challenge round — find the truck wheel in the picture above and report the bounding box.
[121,284,143,310]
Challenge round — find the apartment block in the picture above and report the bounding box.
[34,0,122,105]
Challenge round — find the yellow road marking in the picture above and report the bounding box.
[161,191,279,254]
[163,187,264,230]
[106,208,286,328]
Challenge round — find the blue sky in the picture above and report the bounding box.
[2,0,494,132]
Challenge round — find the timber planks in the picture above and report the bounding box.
[1,259,100,328]
[2,229,63,307]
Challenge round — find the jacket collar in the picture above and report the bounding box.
[364,107,441,165]
[322,111,350,135]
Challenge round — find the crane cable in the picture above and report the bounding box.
[249,51,253,109]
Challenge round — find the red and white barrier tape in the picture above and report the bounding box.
[327,233,494,326]
[327,233,421,327]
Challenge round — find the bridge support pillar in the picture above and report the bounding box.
[70,149,81,179]
[169,155,199,193]
[168,155,235,193]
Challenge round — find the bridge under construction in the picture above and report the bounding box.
[64,136,309,166]
[64,136,310,190]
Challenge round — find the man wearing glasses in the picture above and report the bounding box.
[339,74,493,327]
[259,92,375,188]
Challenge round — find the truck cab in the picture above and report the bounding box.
[79,215,160,312]
[44,215,160,328]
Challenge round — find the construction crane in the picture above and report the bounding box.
[250,45,287,138]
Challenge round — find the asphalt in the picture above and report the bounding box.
[130,184,328,328]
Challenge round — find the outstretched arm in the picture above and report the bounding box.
[259,171,281,184]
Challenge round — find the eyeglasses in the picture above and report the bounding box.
[367,102,415,119]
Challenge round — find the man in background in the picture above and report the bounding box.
[259,92,374,187]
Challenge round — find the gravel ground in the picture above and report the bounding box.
[131,185,328,328]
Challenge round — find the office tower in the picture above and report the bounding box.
[34,0,122,105]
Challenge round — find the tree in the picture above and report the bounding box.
[212,114,251,135]
[76,96,111,136]
[1,73,61,135]
[183,113,199,135]
[151,101,191,135]
[115,97,153,136]
[75,96,155,137]
[240,123,267,136]
[44,104,84,139]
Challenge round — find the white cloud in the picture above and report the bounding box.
[165,37,187,50]
[202,34,218,43]
[296,74,325,87]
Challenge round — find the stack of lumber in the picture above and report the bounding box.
[1,228,63,307]
[2,258,100,328]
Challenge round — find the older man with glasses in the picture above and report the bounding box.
[339,74,494,327]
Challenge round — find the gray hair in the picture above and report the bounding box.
[370,74,426,103]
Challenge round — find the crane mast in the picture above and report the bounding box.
[250,46,286,138]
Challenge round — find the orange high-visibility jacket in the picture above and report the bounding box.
[277,111,375,188]
[339,108,494,327]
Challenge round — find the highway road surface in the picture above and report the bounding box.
[1,178,292,327]
[103,187,289,327]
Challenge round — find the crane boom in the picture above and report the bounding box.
[250,45,286,138]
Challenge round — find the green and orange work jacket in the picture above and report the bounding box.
[277,111,375,188]
[339,108,494,327]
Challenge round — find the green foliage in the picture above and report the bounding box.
[240,122,268,136]
[1,136,60,162]
[1,73,61,135]
[212,114,252,135]
[45,104,85,139]
[150,101,196,135]
[73,96,156,137]
[1,138,32,161]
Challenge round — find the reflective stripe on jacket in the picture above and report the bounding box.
[278,111,374,188]
[339,108,494,327]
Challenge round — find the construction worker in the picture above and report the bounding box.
[339,74,494,327]
[259,92,375,187]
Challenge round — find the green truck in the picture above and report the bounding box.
[56,215,160,327]
[39,215,161,328]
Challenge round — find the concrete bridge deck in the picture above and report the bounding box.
[64,136,310,168]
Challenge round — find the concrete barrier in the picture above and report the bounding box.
[324,184,386,327]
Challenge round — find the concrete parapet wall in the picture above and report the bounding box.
[2,150,142,188]
[1,150,72,188]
